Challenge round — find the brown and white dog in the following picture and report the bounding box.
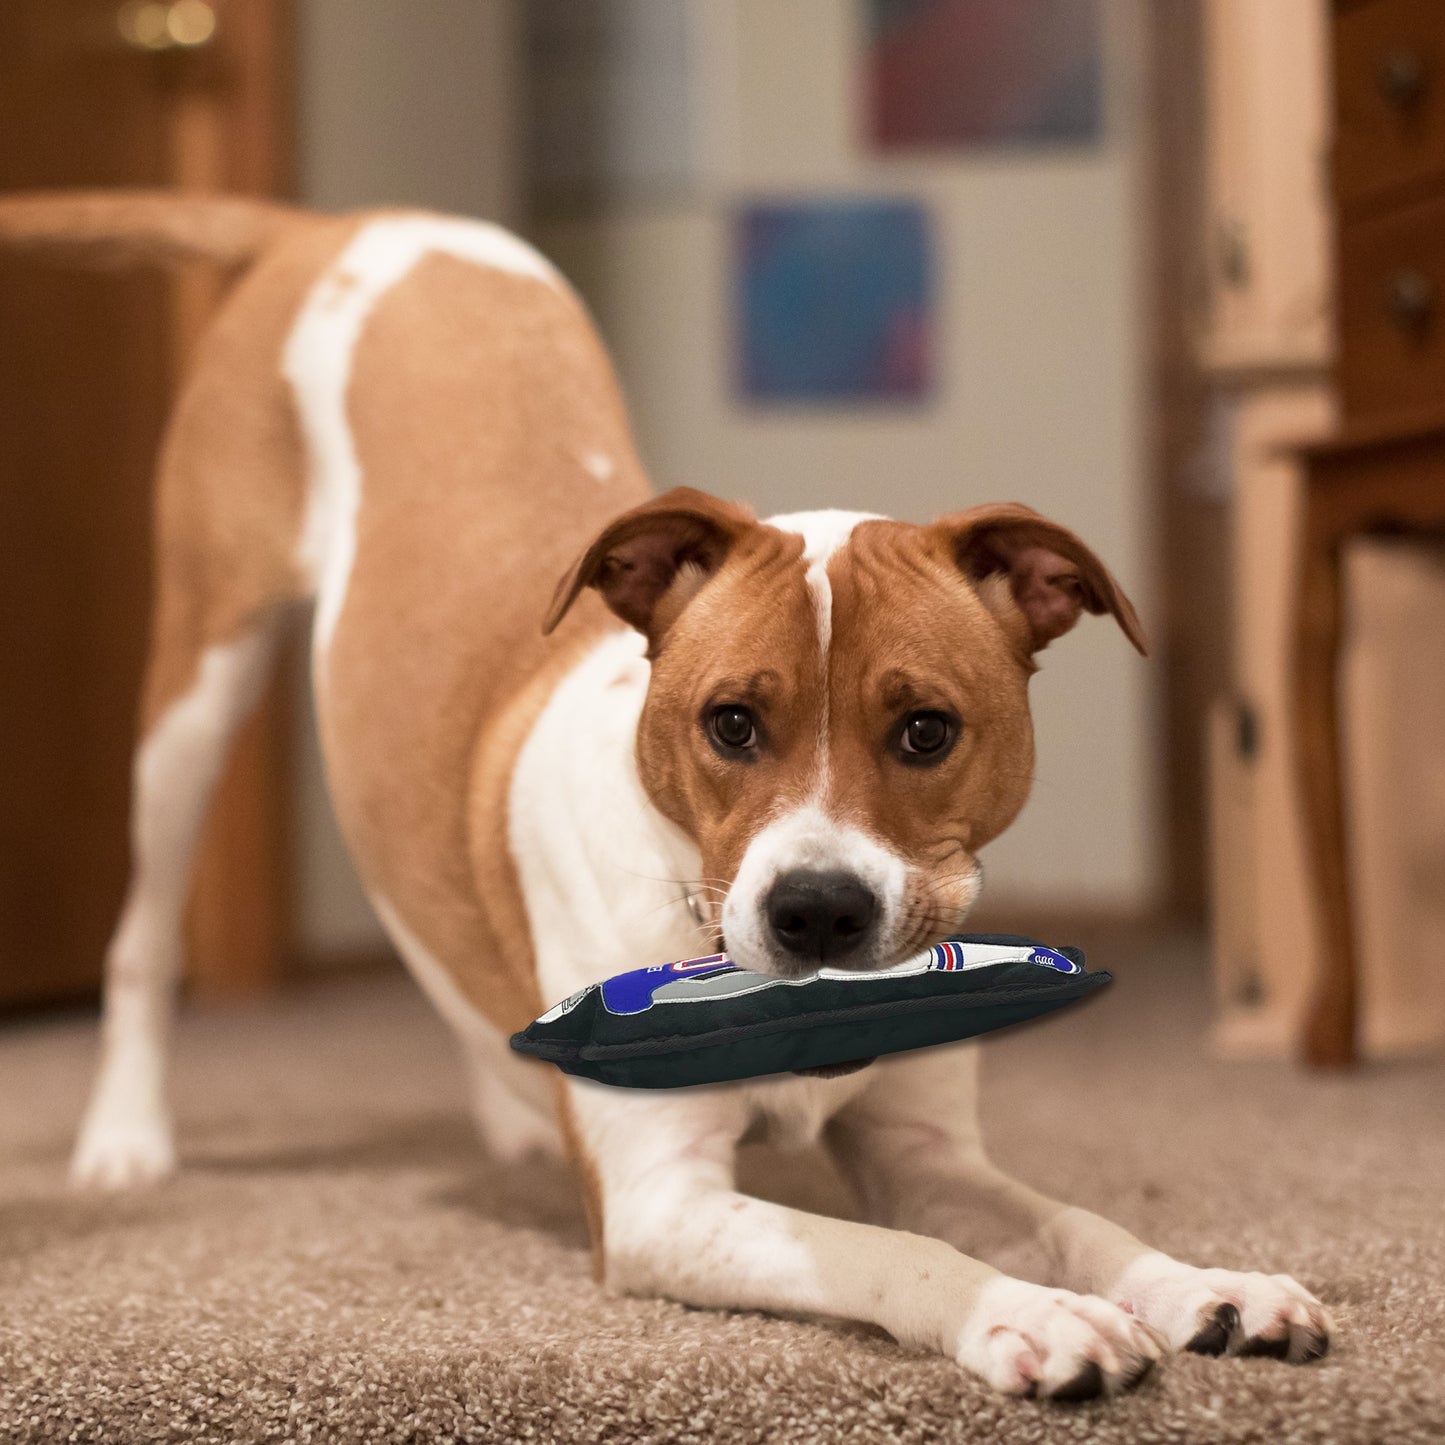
[2,193,1330,1401]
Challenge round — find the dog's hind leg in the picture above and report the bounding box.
[70,610,287,1188]
[68,236,329,1187]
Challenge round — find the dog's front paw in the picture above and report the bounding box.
[1111,1252,1330,1364]
[70,1111,175,1191]
[956,1277,1163,1400]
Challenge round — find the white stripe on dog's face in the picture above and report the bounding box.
[767,511,885,799]
[710,512,906,975]
[769,510,884,655]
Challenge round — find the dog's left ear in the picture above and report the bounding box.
[544,487,757,652]
[933,503,1147,657]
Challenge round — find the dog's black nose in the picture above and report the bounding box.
[765,870,877,964]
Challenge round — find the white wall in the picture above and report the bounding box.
[299,0,519,221]
[539,0,1161,912]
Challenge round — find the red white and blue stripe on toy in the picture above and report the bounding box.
[928,941,1081,975]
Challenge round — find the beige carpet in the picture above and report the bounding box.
[0,933,1441,1444]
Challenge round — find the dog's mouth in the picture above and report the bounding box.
[791,1057,877,1079]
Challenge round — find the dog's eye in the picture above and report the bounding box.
[709,705,758,753]
[898,710,955,763]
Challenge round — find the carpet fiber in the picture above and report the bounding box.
[0,934,1441,1443]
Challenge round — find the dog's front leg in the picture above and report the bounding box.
[830,1048,1331,1365]
[563,1080,1159,1399]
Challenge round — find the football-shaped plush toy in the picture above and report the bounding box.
[511,934,1110,1088]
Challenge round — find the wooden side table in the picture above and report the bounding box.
[1295,410,1445,1066]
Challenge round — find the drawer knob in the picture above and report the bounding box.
[1378,49,1428,109]
[1387,269,1435,333]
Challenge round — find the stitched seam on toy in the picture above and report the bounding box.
[572,973,1110,1061]
[510,1030,584,1062]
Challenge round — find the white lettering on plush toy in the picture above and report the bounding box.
[284,215,562,671]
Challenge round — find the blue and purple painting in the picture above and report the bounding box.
[735,199,933,404]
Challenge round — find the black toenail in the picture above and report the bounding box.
[1299,1331,1330,1364]
[1185,1302,1239,1356]
[1238,1331,1291,1359]
[1049,1360,1105,1402]
[1122,1355,1157,1390]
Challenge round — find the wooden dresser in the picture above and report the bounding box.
[1294,0,1445,1065]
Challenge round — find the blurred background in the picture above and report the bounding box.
[1,0,1442,1069]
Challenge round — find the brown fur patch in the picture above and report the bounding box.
[142,215,363,723]
[317,249,652,1033]
[823,521,1036,951]
[633,522,826,902]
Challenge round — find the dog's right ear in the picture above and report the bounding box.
[932,502,1147,658]
[544,488,756,653]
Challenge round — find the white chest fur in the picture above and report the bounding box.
[743,1068,877,1149]
[508,630,708,1003]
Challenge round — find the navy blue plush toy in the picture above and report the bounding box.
[511,934,1110,1088]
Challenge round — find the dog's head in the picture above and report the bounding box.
[546,488,1145,977]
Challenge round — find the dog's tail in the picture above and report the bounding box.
[0,190,304,271]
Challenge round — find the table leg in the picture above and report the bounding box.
[1292,505,1357,1068]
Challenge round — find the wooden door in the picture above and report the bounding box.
[0,0,293,1009]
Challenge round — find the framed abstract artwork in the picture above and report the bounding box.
[866,0,1103,150]
[734,199,933,404]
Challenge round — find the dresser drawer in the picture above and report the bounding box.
[1335,0,1445,214]
[1338,192,1445,420]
